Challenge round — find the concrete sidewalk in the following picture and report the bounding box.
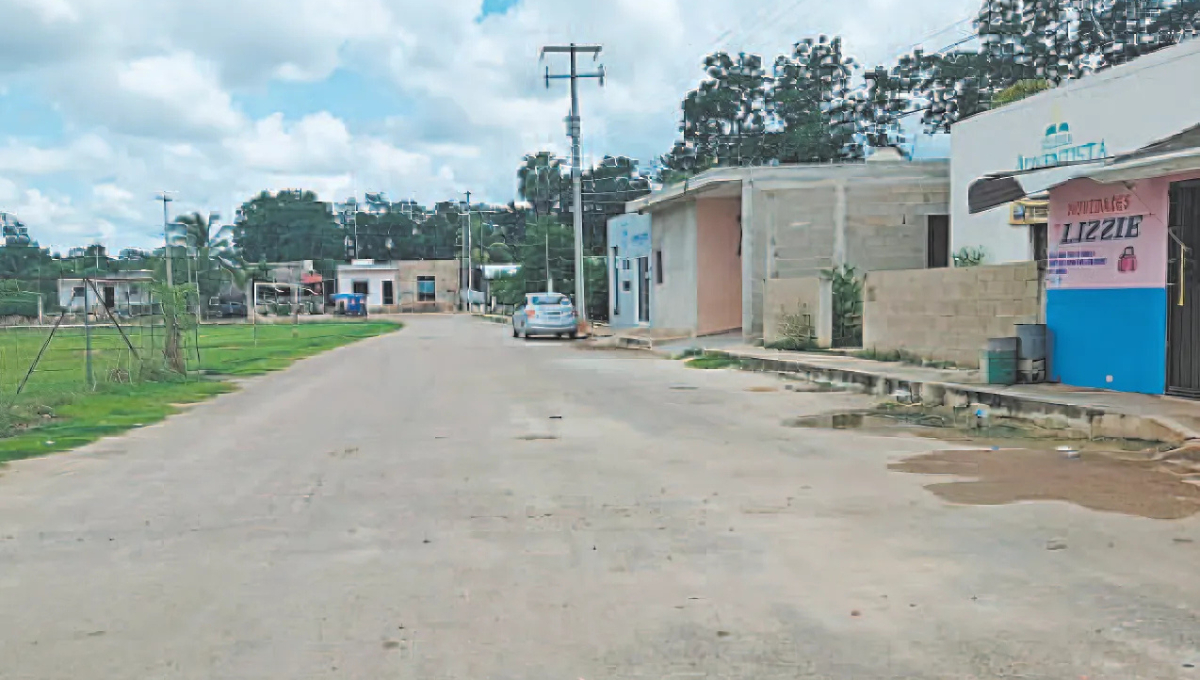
[625,333,1200,445]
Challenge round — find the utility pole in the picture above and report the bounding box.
[157,191,174,287]
[545,235,552,293]
[541,43,604,322]
[462,191,472,311]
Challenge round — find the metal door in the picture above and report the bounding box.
[1167,180,1200,397]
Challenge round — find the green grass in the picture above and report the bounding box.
[0,320,399,463]
[685,353,745,370]
[853,347,958,369]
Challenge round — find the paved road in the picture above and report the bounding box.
[1,316,1198,679]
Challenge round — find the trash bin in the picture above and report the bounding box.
[982,337,1018,385]
[1016,323,1047,384]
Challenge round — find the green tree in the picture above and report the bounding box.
[517,152,567,219]
[661,51,771,178]
[169,212,247,302]
[234,190,343,262]
[891,0,1200,133]
[770,36,866,161]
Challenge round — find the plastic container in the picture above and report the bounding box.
[982,337,1018,385]
[1016,324,1047,384]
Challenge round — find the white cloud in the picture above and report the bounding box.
[0,178,19,203]
[15,0,80,23]
[116,53,243,134]
[229,112,353,173]
[0,135,112,174]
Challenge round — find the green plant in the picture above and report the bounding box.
[953,246,987,267]
[854,347,958,369]
[992,79,1051,107]
[822,264,862,348]
[766,336,818,351]
[152,282,198,374]
[774,304,816,349]
[685,353,744,370]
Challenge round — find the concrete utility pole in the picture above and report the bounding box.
[157,191,174,287]
[541,43,604,321]
[461,192,472,311]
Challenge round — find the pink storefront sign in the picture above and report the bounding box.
[1047,178,1168,290]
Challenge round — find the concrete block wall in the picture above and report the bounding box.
[862,262,1041,367]
[764,277,833,346]
[845,181,948,273]
[768,188,838,279]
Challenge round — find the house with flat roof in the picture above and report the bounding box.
[622,151,950,341]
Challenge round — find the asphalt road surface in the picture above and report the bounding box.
[2,316,1198,679]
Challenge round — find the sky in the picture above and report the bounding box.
[0,0,979,252]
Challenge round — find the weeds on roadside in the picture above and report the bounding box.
[685,353,745,370]
[854,347,958,369]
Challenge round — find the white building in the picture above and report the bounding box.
[336,260,400,310]
[57,271,154,313]
[336,259,461,313]
[950,39,1200,264]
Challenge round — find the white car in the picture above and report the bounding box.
[512,292,579,339]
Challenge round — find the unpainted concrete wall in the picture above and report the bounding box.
[845,182,948,273]
[744,164,950,340]
[863,262,1041,367]
[651,202,698,333]
[696,198,742,335]
[763,277,832,347]
[397,260,459,313]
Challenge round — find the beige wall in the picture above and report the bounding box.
[742,162,951,339]
[397,260,459,313]
[863,262,1041,367]
[695,198,742,335]
[764,276,832,347]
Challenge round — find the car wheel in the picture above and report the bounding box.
[569,331,579,340]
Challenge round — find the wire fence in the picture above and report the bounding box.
[0,314,391,399]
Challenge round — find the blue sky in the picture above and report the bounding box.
[479,0,521,20]
[0,0,971,251]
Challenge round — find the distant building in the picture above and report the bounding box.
[606,213,651,329]
[335,260,459,313]
[57,271,154,314]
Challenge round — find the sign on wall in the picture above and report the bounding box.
[1047,182,1167,290]
[1018,121,1107,171]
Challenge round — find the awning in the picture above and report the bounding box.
[968,123,1200,214]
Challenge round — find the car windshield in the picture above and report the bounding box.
[529,294,569,306]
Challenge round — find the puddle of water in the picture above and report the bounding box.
[891,449,1200,519]
[784,409,1165,453]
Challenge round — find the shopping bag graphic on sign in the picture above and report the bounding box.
[1118,246,1137,273]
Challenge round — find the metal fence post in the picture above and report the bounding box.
[83,278,93,389]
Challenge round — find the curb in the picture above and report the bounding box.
[703,349,1197,445]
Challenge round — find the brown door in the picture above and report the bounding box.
[926,215,949,268]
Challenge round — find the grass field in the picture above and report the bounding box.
[0,320,399,463]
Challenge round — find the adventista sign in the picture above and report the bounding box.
[1018,121,1108,171]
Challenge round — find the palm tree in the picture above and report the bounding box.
[168,212,247,303]
[517,152,566,219]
